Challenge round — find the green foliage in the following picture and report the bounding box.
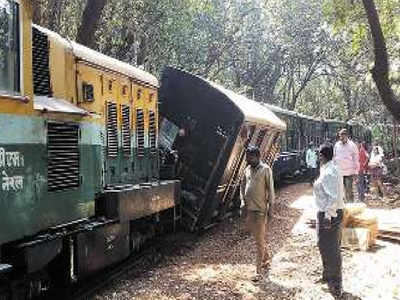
[351,24,367,55]
[321,0,400,129]
[323,0,400,55]
[31,0,399,131]
[371,122,395,153]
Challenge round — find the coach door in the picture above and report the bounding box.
[219,124,257,213]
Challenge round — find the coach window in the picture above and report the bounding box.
[0,0,20,95]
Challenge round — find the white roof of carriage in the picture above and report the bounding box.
[33,25,158,88]
[209,82,287,131]
[262,103,298,117]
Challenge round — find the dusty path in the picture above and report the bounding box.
[94,183,400,300]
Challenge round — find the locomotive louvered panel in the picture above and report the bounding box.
[136,109,145,157]
[32,27,51,96]
[121,105,131,157]
[149,110,157,153]
[107,102,118,157]
[47,122,80,192]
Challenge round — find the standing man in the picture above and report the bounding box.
[313,143,344,297]
[357,141,369,202]
[240,146,275,281]
[306,142,318,185]
[334,129,359,202]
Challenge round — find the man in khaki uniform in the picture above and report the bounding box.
[240,146,275,280]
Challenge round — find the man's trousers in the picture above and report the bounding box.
[317,209,343,290]
[243,210,267,274]
[343,175,354,202]
[308,167,318,183]
[357,173,367,202]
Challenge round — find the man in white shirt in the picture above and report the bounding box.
[306,142,318,184]
[334,128,359,202]
[313,143,344,298]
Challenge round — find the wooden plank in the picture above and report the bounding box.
[378,226,400,233]
[342,228,375,251]
[379,229,400,237]
[377,234,400,244]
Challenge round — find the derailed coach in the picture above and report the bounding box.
[159,67,286,231]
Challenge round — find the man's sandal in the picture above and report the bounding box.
[261,257,271,270]
[251,274,263,282]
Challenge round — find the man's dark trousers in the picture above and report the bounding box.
[317,209,343,291]
[308,167,318,184]
[343,175,354,202]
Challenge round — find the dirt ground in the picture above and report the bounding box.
[93,183,400,300]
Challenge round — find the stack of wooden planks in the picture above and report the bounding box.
[306,203,379,250]
[342,204,378,251]
[306,206,400,246]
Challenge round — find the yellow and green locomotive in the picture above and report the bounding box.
[0,0,179,297]
[0,1,288,298]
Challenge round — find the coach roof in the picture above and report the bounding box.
[208,82,286,131]
[262,103,297,117]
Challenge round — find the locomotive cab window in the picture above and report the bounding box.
[0,0,20,95]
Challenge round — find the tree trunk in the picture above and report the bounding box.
[391,119,400,176]
[137,37,148,68]
[393,120,398,159]
[32,0,42,25]
[76,0,108,49]
[361,0,400,122]
[341,85,352,121]
[47,0,64,32]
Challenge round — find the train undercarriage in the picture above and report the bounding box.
[0,180,180,300]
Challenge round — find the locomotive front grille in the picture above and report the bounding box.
[121,105,131,157]
[136,109,145,157]
[32,27,51,96]
[149,110,157,154]
[47,122,80,191]
[107,102,118,157]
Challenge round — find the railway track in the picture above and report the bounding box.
[42,231,196,300]
[71,247,158,300]
[42,179,305,300]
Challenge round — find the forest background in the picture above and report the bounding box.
[31,0,400,146]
